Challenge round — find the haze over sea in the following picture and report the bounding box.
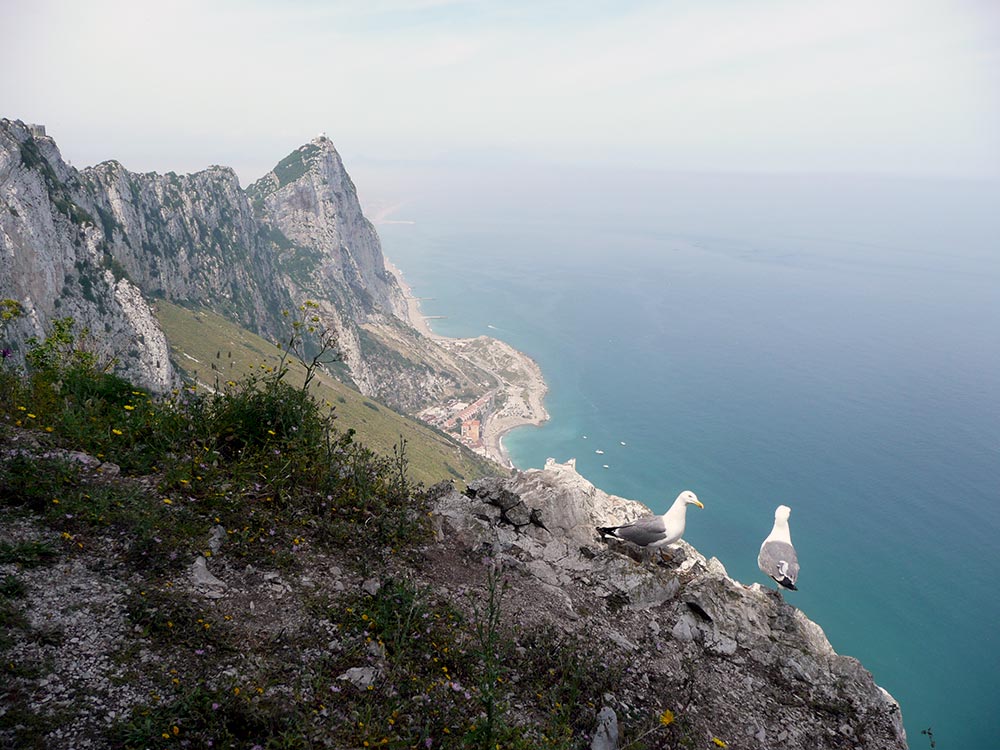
[365,163,999,748]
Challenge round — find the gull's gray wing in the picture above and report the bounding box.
[613,515,667,547]
[758,540,799,589]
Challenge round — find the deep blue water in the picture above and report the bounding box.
[367,165,1000,748]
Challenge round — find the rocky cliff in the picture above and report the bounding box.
[0,119,488,408]
[245,137,494,410]
[440,459,908,749]
[0,121,179,391]
[246,138,406,322]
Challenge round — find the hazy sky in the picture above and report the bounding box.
[2,0,998,183]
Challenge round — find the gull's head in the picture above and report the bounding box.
[775,505,792,521]
[678,490,704,509]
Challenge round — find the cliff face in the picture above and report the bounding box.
[247,138,406,322]
[0,119,488,409]
[245,137,492,409]
[0,121,177,391]
[77,160,291,335]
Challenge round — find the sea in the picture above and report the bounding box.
[361,161,1000,749]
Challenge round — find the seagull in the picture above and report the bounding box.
[758,505,799,593]
[597,491,703,562]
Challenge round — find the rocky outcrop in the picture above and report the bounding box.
[246,137,493,411]
[79,160,291,334]
[246,138,406,322]
[433,459,908,750]
[0,121,179,391]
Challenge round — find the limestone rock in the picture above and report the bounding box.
[190,556,226,597]
[590,706,619,750]
[0,119,490,411]
[338,666,378,689]
[431,458,907,750]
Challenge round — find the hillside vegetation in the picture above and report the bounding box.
[152,300,498,487]
[0,309,644,750]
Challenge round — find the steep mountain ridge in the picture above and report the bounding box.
[247,137,405,321]
[0,119,487,409]
[1,122,177,391]
[245,136,494,409]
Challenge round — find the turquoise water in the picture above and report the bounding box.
[370,166,1000,748]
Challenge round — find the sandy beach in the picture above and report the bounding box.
[383,258,548,466]
[383,258,440,340]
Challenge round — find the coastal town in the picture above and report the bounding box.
[417,389,494,451]
[385,260,548,466]
[415,334,548,466]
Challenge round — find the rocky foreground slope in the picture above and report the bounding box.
[445,460,907,749]
[0,440,906,749]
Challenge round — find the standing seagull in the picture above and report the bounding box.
[758,505,799,592]
[597,491,704,561]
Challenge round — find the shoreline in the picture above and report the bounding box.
[383,258,440,340]
[383,258,549,467]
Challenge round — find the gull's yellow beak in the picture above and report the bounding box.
[692,499,704,509]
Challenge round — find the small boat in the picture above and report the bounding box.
[602,464,609,469]
[620,441,627,446]
[595,449,604,455]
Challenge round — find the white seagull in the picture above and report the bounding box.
[758,505,800,592]
[597,491,703,561]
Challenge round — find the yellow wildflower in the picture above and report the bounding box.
[112,428,123,436]
[712,739,727,748]
[659,709,675,726]
[124,404,135,411]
